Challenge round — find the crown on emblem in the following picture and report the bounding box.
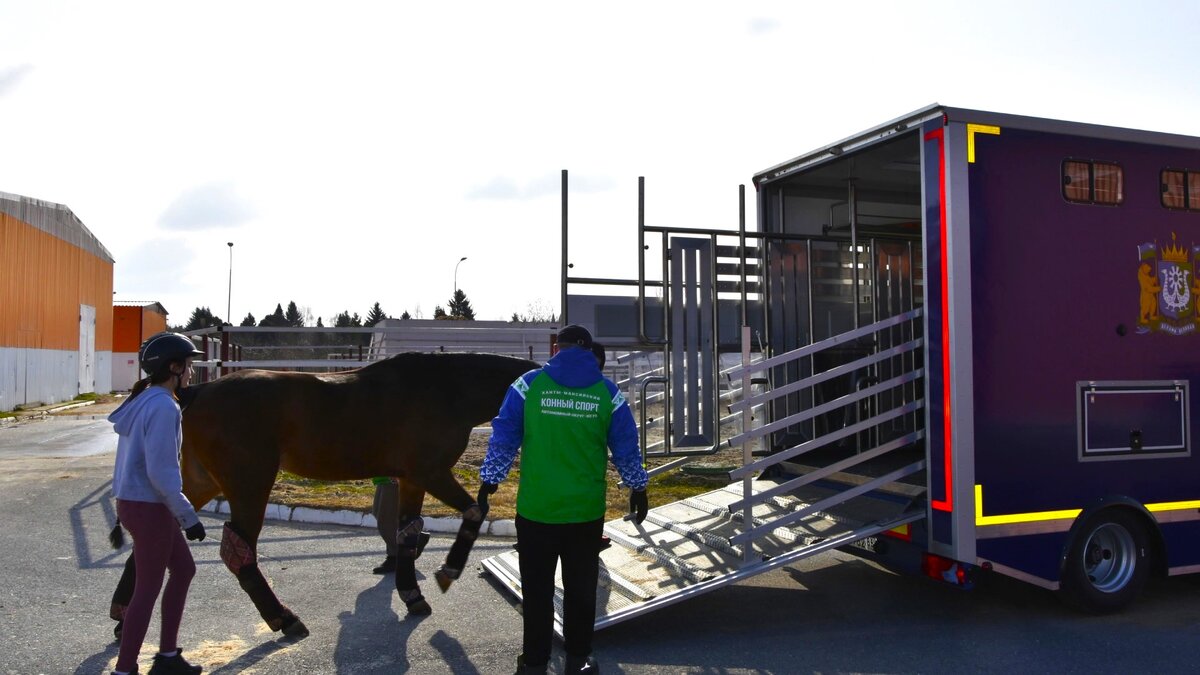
[1161,232,1189,263]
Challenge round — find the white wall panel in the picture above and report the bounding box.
[0,347,110,411]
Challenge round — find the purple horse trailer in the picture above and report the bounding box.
[481,105,1200,633]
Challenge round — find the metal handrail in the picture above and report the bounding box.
[729,337,923,413]
[726,307,923,378]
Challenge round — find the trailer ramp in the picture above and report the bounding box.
[480,473,924,636]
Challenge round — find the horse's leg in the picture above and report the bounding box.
[393,479,433,615]
[219,468,310,639]
[418,468,484,593]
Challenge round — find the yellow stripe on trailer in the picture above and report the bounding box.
[967,124,1000,163]
[975,484,1200,527]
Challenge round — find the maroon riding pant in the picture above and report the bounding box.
[114,499,196,673]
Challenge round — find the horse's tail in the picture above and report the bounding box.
[109,519,125,549]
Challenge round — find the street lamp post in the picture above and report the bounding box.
[454,256,468,296]
[226,242,234,325]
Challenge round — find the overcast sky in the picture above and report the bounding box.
[2,1,1199,324]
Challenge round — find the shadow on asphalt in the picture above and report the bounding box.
[74,641,118,675]
[69,479,124,570]
[333,576,427,674]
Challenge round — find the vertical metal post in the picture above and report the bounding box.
[849,182,860,329]
[219,327,229,378]
[561,169,569,325]
[740,325,758,564]
[200,334,209,383]
[739,185,747,327]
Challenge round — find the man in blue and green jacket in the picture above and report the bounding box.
[479,325,649,675]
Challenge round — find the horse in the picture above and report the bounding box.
[109,351,537,639]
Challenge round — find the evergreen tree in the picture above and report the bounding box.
[184,307,224,330]
[433,305,447,319]
[350,312,363,327]
[240,313,257,327]
[448,290,475,320]
[365,302,387,327]
[259,304,287,327]
[333,311,352,328]
[285,301,304,327]
[316,317,324,328]
[400,310,411,320]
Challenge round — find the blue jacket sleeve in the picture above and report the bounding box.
[143,398,201,529]
[479,373,532,485]
[605,381,648,490]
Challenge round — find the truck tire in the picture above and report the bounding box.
[1060,509,1150,612]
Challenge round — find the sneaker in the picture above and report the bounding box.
[372,555,397,574]
[148,650,202,674]
[565,654,599,674]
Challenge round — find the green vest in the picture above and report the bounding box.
[517,372,614,523]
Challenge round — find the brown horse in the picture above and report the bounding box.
[110,352,537,638]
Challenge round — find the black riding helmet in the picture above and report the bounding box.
[138,332,205,377]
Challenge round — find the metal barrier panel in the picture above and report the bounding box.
[669,237,715,447]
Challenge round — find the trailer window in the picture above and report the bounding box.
[1160,169,1200,210]
[1062,160,1123,205]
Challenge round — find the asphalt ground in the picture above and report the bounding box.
[2,418,1200,674]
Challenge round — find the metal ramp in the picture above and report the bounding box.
[480,472,925,636]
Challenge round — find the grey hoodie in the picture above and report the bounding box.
[109,386,200,529]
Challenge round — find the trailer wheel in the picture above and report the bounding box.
[1060,510,1149,612]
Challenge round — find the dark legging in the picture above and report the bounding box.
[516,515,603,667]
[115,499,196,673]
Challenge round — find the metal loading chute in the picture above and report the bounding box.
[479,171,928,635]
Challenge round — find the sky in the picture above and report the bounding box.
[2,1,1199,325]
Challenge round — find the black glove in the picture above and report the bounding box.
[630,489,648,525]
[185,522,206,542]
[477,483,498,517]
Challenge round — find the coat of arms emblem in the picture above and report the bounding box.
[1137,232,1200,335]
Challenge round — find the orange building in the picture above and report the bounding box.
[111,301,169,391]
[1,191,114,411]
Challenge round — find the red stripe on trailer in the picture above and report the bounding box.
[924,127,953,513]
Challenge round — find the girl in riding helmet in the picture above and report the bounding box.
[109,332,207,675]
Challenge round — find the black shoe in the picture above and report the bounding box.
[514,653,548,674]
[372,555,397,574]
[148,650,202,674]
[565,654,599,674]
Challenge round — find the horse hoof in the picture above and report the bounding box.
[406,599,432,616]
[281,616,310,640]
[434,568,455,593]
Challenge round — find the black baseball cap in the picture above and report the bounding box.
[557,324,593,350]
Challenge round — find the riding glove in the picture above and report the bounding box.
[630,489,648,524]
[185,522,206,541]
[477,483,498,517]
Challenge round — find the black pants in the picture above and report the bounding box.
[515,514,603,666]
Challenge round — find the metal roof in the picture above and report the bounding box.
[114,300,169,315]
[754,104,1200,187]
[0,190,114,263]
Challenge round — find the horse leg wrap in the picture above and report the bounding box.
[236,564,290,630]
[436,504,484,592]
[220,522,257,575]
[396,516,425,560]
